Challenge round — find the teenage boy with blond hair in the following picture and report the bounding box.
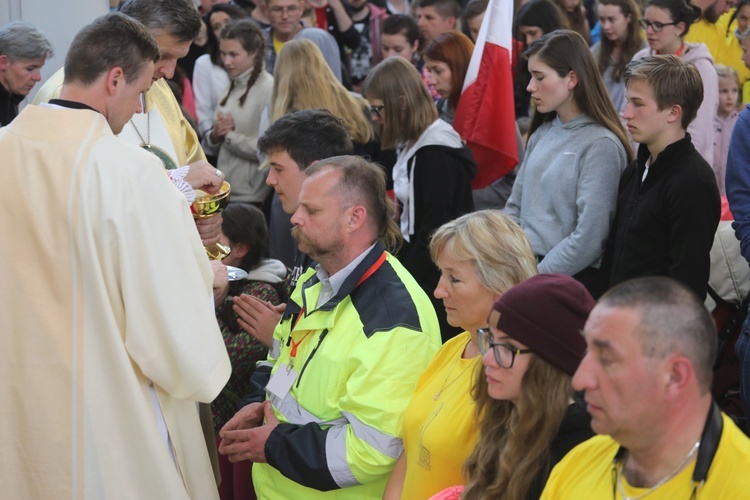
[599,55,720,300]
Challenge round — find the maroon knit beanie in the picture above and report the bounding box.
[492,273,594,376]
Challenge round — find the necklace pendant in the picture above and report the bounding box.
[434,392,440,401]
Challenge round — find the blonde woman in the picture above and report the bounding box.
[384,210,538,499]
[270,38,373,145]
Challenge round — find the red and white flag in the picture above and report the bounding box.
[453,0,518,189]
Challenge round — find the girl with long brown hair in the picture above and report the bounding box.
[505,30,631,294]
[204,19,274,206]
[591,0,646,110]
[363,56,476,341]
[460,274,595,499]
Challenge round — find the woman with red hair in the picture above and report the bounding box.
[423,30,474,124]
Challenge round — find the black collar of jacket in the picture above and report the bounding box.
[0,82,24,106]
[635,133,695,180]
[300,241,386,313]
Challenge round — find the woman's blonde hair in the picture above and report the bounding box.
[462,355,574,499]
[270,38,373,143]
[362,56,438,149]
[429,210,538,296]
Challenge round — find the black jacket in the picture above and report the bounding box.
[0,83,23,127]
[396,143,476,342]
[600,135,720,300]
[526,402,593,500]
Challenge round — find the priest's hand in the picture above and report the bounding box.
[233,294,286,347]
[184,160,224,194]
[219,401,280,463]
[195,213,222,246]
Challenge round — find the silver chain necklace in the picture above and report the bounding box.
[130,113,150,147]
[128,110,178,170]
[616,440,700,500]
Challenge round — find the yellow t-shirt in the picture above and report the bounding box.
[722,10,750,102]
[685,17,730,65]
[541,414,750,499]
[273,34,285,59]
[401,331,480,500]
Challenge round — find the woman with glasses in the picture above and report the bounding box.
[363,56,477,342]
[456,273,595,499]
[383,210,538,500]
[591,0,647,111]
[629,0,717,167]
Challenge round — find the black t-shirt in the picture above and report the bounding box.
[350,13,373,85]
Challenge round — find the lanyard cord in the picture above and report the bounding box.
[285,251,387,377]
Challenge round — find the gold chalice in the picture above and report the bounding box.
[191,181,231,260]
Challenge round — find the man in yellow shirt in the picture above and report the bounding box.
[542,277,750,498]
[685,0,731,63]
[263,0,304,73]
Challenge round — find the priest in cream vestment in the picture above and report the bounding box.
[0,13,231,499]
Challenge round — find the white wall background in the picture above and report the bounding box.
[1,0,108,103]
[1,0,204,103]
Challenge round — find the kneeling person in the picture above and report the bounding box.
[219,156,441,499]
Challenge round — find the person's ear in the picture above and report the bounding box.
[106,66,125,95]
[664,355,694,399]
[667,104,683,125]
[233,242,250,260]
[567,70,578,90]
[347,205,366,232]
[676,21,686,38]
[0,54,10,71]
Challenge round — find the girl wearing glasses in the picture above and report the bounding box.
[591,0,647,111]
[505,30,631,294]
[456,273,595,499]
[629,0,717,167]
[363,56,476,342]
[383,210,538,499]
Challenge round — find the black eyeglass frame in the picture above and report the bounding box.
[477,328,533,368]
[638,18,678,32]
[369,104,385,118]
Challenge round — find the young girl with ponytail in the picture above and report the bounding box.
[206,19,274,206]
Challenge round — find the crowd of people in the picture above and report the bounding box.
[4,0,750,498]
